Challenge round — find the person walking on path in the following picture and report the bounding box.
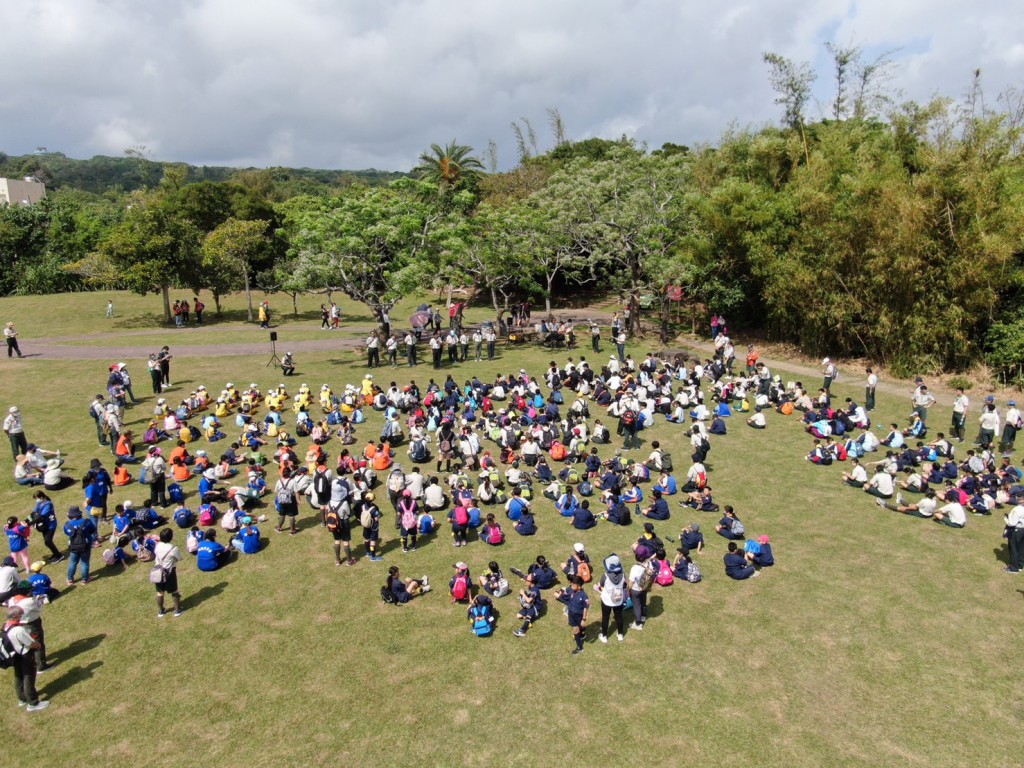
[258,301,270,329]
[4,322,23,358]
[4,406,28,460]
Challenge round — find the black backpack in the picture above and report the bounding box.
[380,586,398,605]
[69,521,90,553]
[661,452,673,472]
[700,437,711,455]
[0,629,20,670]
[313,472,330,502]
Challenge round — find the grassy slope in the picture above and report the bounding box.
[0,291,1020,767]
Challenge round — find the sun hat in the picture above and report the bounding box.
[29,561,45,573]
[66,505,83,518]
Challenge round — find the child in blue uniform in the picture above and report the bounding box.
[555,575,590,655]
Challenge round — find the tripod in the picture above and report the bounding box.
[267,338,281,368]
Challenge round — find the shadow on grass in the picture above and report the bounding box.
[50,633,106,665]
[992,546,1011,566]
[180,581,228,611]
[646,594,665,619]
[43,660,104,699]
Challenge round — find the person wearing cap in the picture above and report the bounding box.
[911,385,936,425]
[4,406,28,460]
[27,561,56,601]
[561,542,591,580]
[678,522,705,553]
[29,491,61,562]
[976,402,1001,449]
[822,358,837,392]
[7,577,50,669]
[751,535,774,566]
[4,605,49,711]
[555,575,590,655]
[281,352,295,377]
[4,321,23,358]
[63,506,96,585]
[595,554,627,642]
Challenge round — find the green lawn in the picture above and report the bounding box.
[0,291,1020,767]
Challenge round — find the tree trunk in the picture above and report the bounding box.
[490,286,500,314]
[545,273,554,314]
[659,296,670,346]
[161,283,171,323]
[291,291,298,317]
[243,262,253,322]
[446,284,453,308]
[213,290,223,315]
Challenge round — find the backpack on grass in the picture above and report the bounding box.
[380,586,397,605]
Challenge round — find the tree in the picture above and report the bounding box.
[279,180,437,318]
[201,218,269,320]
[412,141,485,192]
[96,195,200,322]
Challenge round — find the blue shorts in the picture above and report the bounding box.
[567,612,585,628]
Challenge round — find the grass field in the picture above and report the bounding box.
[0,291,1021,767]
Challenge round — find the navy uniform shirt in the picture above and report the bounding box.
[558,588,590,618]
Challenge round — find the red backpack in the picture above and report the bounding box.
[451,573,469,601]
[550,441,567,461]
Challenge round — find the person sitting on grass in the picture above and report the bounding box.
[512,589,540,637]
[386,566,429,603]
[877,489,938,518]
[933,498,967,529]
[863,466,895,499]
[841,458,868,488]
[715,506,745,540]
[230,516,261,554]
[517,555,557,589]
[571,499,597,530]
[746,406,766,429]
[671,547,702,582]
[751,535,774,566]
[196,529,233,571]
[641,489,671,521]
[677,522,705,553]
[653,470,678,496]
[724,541,757,580]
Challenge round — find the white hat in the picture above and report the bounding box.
[124,500,134,508]
[249,383,258,389]
[321,384,329,390]
[117,362,127,370]
[157,398,166,404]
[226,382,234,387]
[8,406,18,413]
[301,383,308,388]
[573,542,585,553]
[822,358,830,365]
[196,450,207,457]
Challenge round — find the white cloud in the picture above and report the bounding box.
[0,0,1021,170]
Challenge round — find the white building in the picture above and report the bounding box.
[0,177,47,205]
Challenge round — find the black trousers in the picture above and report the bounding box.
[601,603,625,636]
[12,655,40,705]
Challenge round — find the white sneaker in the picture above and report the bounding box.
[751,571,760,577]
[421,584,432,593]
[598,634,608,644]
[27,701,50,712]
[629,622,643,630]
[617,633,624,642]
[897,492,906,506]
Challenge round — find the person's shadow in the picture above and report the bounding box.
[180,581,227,611]
[49,633,106,665]
[42,660,104,698]
[992,546,1011,566]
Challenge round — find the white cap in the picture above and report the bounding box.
[124,500,134,508]
[822,358,830,365]
[573,542,585,553]
[9,406,18,413]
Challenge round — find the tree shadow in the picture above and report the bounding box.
[180,581,228,611]
[49,633,106,665]
[42,660,104,699]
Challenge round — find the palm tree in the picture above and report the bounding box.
[412,141,485,190]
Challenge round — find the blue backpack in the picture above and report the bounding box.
[470,605,494,637]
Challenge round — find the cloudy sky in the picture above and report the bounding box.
[2,0,1021,171]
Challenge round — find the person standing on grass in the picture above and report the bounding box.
[148,354,162,395]
[595,554,627,643]
[63,506,96,585]
[274,468,300,535]
[4,322,23,358]
[4,606,49,711]
[157,346,172,387]
[4,406,28,460]
[1002,503,1024,574]
[258,301,270,329]
[865,367,878,412]
[29,491,62,562]
[555,575,590,655]
[154,528,183,618]
[405,331,418,367]
[106,300,114,318]
[193,297,204,325]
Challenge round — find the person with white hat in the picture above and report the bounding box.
[822,358,837,392]
[4,406,28,460]
[4,322,23,358]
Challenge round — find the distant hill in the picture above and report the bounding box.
[0,151,407,196]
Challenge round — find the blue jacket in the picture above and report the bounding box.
[571,508,597,530]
